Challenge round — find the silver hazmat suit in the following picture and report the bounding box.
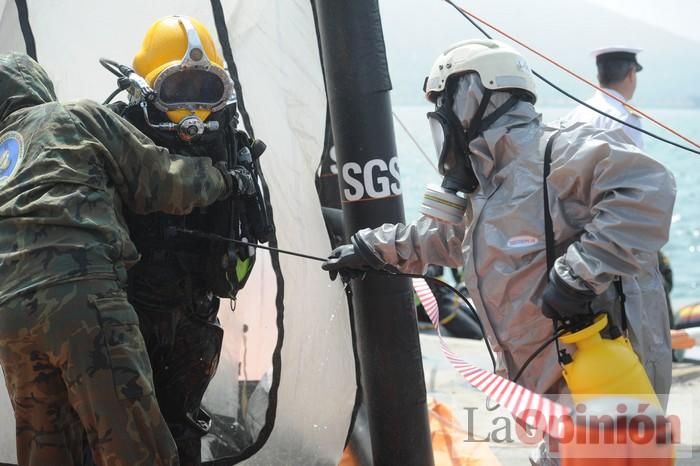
[356,75,676,395]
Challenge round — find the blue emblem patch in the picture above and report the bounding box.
[0,131,24,187]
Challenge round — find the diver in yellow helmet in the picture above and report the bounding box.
[131,15,236,141]
[101,15,274,465]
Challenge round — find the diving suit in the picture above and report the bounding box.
[107,15,273,465]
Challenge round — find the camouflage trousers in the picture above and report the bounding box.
[0,279,179,466]
[130,282,224,466]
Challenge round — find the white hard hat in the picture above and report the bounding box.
[424,39,537,103]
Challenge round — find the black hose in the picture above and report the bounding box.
[102,87,123,105]
[170,228,570,381]
[99,57,126,78]
[379,271,497,373]
[512,327,567,384]
[168,227,329,263]
[170,227,500,372]
[99,58,133,105]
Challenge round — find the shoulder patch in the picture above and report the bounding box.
[0,131,24,187]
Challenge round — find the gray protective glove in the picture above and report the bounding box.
[215,162,257,199]
[541,266,596,324]
[322,244,369,281]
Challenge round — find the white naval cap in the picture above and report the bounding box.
[590,46,643,58]
[591,46,643,71]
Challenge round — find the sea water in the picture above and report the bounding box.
[393,105,700,305]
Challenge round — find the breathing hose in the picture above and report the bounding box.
[169,227,565,380]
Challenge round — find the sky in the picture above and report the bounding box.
[586,0,700,43]
[379,0,700,107]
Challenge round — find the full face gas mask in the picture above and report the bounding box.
[130,16,236,141]
[421,74,522,223]
[420,39,538,223]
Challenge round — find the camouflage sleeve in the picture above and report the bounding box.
[69,100,226,215]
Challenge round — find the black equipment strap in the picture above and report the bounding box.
[543,131,565,364]
[476,94,521,135]
[543,132,559,274]
[614,278,628,333]
[466,89,493,140]
[14,0,37,61]
[207,4,284,464]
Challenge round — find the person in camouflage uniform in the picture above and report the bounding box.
[0,52,255,466]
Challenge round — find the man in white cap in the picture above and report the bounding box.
[565,46,676,328]
[564,47,644,148]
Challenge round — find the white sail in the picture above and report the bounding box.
[0,1,356,464]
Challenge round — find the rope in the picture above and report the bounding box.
[392,111,439,172]
[442,0,700,155]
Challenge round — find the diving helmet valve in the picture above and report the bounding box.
[177,116,220,141]
[420,183,469,224]
[141,102,219,141]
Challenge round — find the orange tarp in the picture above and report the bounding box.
[671,329,696,350]
[339,399,501,466]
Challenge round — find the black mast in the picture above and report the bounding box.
[315,1,434,464]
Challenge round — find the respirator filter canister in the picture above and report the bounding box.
[420,183,468,224]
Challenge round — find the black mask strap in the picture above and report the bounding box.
[468,92,521,141]
[466,89,493,141]
[479,94,521,131]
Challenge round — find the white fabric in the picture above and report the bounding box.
[0,0,25,56]
[0,1,356,465]
[563,88,644,149]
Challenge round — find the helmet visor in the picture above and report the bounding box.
[428,108,465,176]
[158,69,226,106]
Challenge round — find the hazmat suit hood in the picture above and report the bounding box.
[449,73,541,196]
[0,52,57,122]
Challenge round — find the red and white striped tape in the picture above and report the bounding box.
[412,278,570,432]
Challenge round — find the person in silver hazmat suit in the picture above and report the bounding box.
[323,39,675,401]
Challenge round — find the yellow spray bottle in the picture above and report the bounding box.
[557,315,675,465]
[558,314,660,408]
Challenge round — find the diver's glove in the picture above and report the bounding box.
[541,266,596,323]
[322,234,389,281]
[215,162,257,199]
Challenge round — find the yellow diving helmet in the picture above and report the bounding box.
[133,15,234,127]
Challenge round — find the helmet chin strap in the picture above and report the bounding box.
[140,101,220,141]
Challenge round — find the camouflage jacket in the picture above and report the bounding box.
[0,53,226,304]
